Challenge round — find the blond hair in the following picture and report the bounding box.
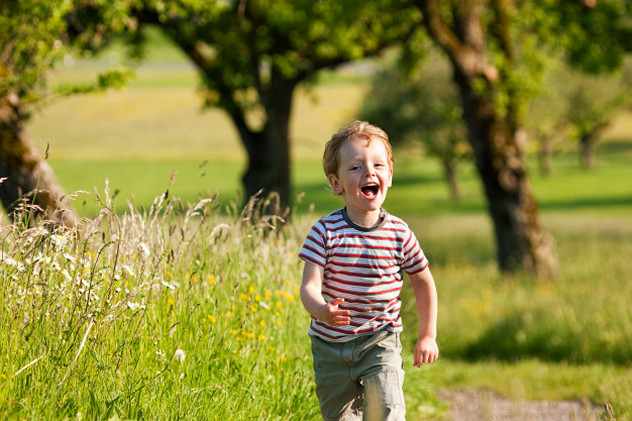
[322,120,394,177]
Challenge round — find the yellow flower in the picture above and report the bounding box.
[240,293,251,301]
[18,349,25,356]
[168,298,175,305]
[227,311,234,317]
[249,286,255,293]
[276,302,282,309]
[255,294,261,302]
[259,321,266,327]
[258,334,266,341]
[208,274,216,284]
[209,315,217,323]
[279,356,287,362]
[251,305,258,313]
[275,311,281,317]
[231,329,238,335]
[185,273,191,280]
[276,321,282,327]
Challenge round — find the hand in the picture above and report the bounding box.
[317,298,350,326]
[413,336,438,367]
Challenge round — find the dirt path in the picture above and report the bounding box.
[437,389,606,421]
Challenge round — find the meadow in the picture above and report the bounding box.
[3,27,632,419]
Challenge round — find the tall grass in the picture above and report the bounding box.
[0,188,319,420]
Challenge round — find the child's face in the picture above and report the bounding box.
[328,135,393,218]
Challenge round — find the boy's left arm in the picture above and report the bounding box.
[409,268,439,367]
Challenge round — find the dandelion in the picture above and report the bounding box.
[259,321,266,327]
[167,298,175,305]
[279,356,287,362]
[255,294,261,302]
[240,293,251,301]
[249,286,255,293]
[251,305,258,313]
[174,349,186,362]
[276,321,282,327]
[258,334,266,341]
[275,311,281,317]
[209,315,216,323]
[208,274,216,284]
[227,311,234,317]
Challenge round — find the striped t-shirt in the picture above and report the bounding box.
[299,208,428,342]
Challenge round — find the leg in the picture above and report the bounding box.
[312,336,363,421]
[355,332,406,421]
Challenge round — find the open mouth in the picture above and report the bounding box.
[361,184,379,199]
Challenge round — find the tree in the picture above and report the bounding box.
[563,58,632,169]
[527,57,632,173]
[136,0,420,217]
[0,1,77,225]
[413,0,558,277]
[358,48,470,200]
[413,0,632,277]
[0,0,131,225]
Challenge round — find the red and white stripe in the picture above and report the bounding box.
[299,208,428,342]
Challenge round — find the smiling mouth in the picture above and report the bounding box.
[361,184,379,199]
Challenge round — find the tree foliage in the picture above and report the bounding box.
[135,0,421,216]
[358,49,469,200]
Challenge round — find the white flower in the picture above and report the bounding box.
[4,257,25,272]
[52,234,67,247]
[122,265,135,277]
[138,243,151,258]
[61,269,72,282]
[259,302,270,310]
[174,349,186,362]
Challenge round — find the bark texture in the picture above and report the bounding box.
[0,92,76,226]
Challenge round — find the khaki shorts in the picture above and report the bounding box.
[310,331,406,421]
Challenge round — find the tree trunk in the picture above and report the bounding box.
[234,69,295,219]
[419,0,557,277]
[539,137,553,176]
[0,93,76,226]
[580,133,595,170]
[442,158,460,201]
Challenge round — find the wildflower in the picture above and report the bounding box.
[251,305,258,313]
[138,243,151,258]
[209,315,216,323]
[208,274,216,284]
[167,298,175,305]
[255,294,261,302]
[174,349,186,362]
[52,234,67,247]
[275,311,281,317]
[4,257,25,272]
[61,269,72,282]
[258,334,266,341]
[276,321,282,327]
[259,321,266,327]
[227,311,234,317]
[249,286,255,293]
[156,350,166,357]
[259,302,270,310]
[122,265,135,277]
[179,372,185,380]
[279,356,287,362]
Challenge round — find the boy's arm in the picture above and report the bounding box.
[300,262,350,326]
[409,267,439,367]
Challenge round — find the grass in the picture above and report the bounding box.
[9,23,632,420]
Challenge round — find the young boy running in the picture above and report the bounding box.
[299,120,439,421]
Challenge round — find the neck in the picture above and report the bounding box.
[345,208,384,229]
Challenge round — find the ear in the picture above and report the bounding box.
[327,174,343,195]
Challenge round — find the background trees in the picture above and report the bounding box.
[0,1,77,224]
[136,0,420,217]
[358,49,469,201]
[412,0,632,277]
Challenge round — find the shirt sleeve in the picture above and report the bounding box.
[299,219,327,268]
[401,228,428,274]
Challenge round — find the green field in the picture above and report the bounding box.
[5,26,632,419]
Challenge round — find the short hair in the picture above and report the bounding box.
[322,120,394,177]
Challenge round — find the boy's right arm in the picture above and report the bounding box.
[300,262,350,326]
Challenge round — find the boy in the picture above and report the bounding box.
[299,121,439,421]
